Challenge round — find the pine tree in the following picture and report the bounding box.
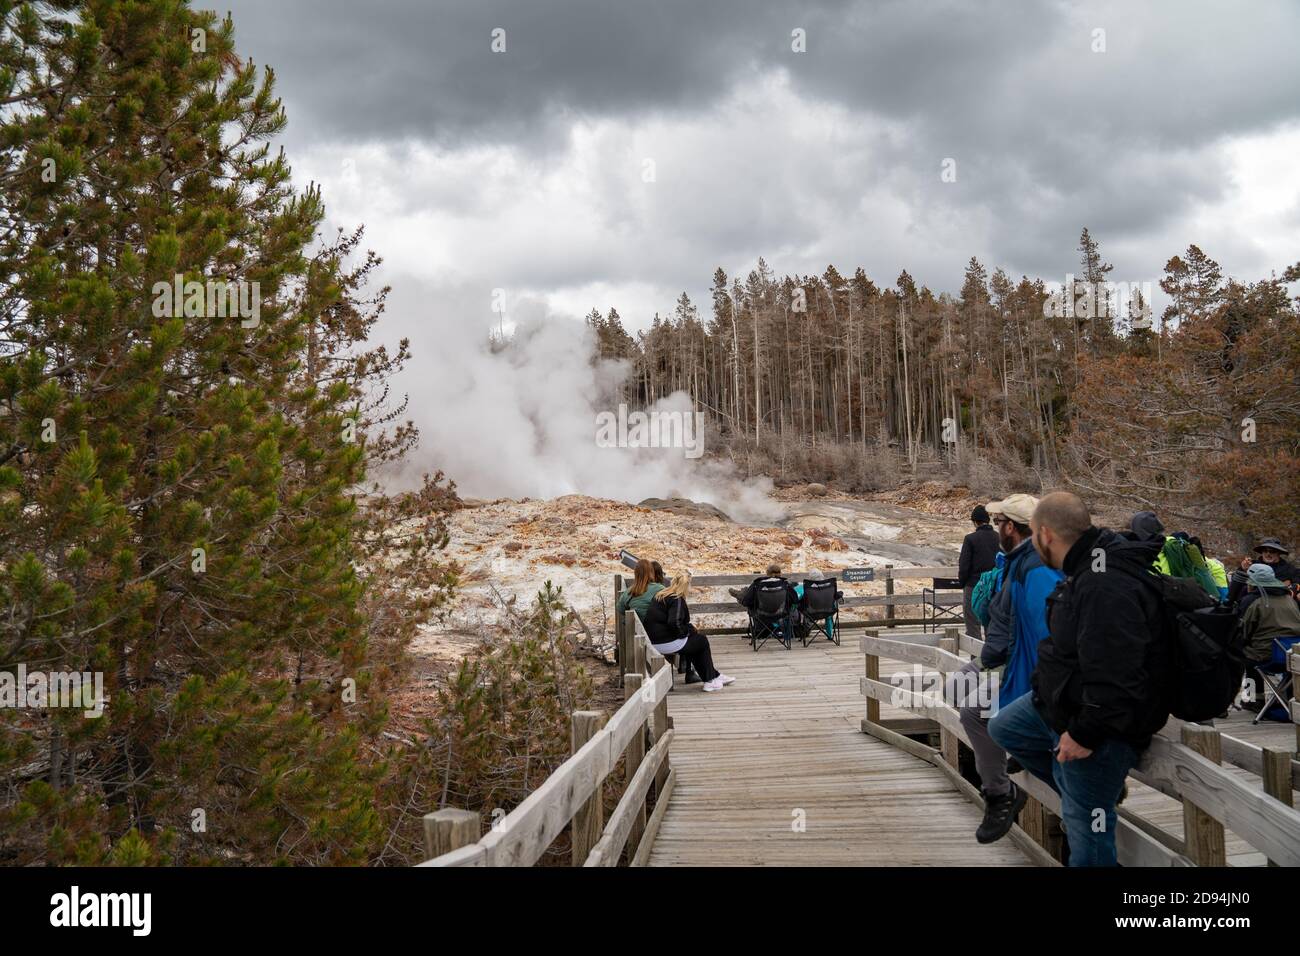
[0,0,453,864]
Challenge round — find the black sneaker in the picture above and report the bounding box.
[684,665,702,684]
[975,782,1028,844]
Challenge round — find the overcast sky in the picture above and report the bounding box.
[220,0,1299,334]
[212,1,1300,499]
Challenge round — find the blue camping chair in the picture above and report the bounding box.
[798,577,842,646]
[1252,635,1300,725]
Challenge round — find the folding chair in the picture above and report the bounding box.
[923,576,964,632]
[748,578,795,651]
[799,577,842,647]
[1252,635,1300,725]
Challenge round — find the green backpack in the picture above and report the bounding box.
[970,565,1004,627]
[1160,537,1220,600]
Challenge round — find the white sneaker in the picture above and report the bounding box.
[701,678,723,692]
[716,674,735,686]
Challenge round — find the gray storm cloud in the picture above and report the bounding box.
[215,0,1299,513]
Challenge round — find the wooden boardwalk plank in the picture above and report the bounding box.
[646,635,1029,866]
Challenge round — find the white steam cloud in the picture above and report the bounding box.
[394,296,778,523]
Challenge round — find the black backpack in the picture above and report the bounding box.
[1139,573,1246,722]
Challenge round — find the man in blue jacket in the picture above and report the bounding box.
[953,493,1063,844]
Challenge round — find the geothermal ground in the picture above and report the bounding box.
[416,482,986,662]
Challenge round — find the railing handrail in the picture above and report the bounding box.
[419,614,673,867]
[859,628,1300,867]
[685,565,959,587]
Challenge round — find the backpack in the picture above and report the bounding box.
[1138,572,1246,722]
[1160,537,1220,600]
[970,565,1003,627]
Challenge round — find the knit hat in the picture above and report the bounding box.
[971,505,989,523]
[1129,511,1165,538]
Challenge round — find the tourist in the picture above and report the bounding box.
[989,492,1169,867]
[645,570,734,693]
[957,504,1000,640]
[955,493,1061,844]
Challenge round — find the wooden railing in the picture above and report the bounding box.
[1291,650,1300,743]
[419,613,674,867]
[859,627,1300,867]
[613,565,964,645]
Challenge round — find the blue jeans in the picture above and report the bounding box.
[988,694,1138,867]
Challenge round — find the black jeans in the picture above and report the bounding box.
[681,628,719,682]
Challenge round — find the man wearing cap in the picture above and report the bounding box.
[954,492,1063,845]
[957,504,1000,640]
[1229,538,1298,605]
[990,492,1170,867]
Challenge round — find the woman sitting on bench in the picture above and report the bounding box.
[644,570,734,693]
[616,558,665,625]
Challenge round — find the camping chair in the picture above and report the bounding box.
[923,576,964,632]
[1252,635,1300,725]
[748,578,795,651]
[799,578,842,647]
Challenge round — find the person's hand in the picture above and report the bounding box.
[1240,557,1254,570]
[1056,732,1093,763]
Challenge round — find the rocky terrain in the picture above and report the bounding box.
[415,482,979,666]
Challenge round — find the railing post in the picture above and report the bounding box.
[422,808,481,861]
[938,626,959,768]
[622,610,638,686]
[613,573,624,673]
[649,655,671,794]
[863,628,880,724]
[1180,724,1226,866]
[632,626,647,676]
[570,710,608,866]
[884,565,895,625]
[1261,747,1294,868]
[624,673,648,860]
[1291,648,1299,754]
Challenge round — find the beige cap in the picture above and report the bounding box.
[986,493,1038,525]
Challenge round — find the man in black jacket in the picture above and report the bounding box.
[957,504,1000,639]
[989,492,1169,867]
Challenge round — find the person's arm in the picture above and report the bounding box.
[1067,583,1154,750]
[980,577,1013,668]
[616,590,630,615]
[1227,567,1248,605]
[667,597,691,641]
[958,535,973,587]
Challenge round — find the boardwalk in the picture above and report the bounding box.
[646,633,1030,866]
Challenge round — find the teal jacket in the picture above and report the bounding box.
[617,583,665,623]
